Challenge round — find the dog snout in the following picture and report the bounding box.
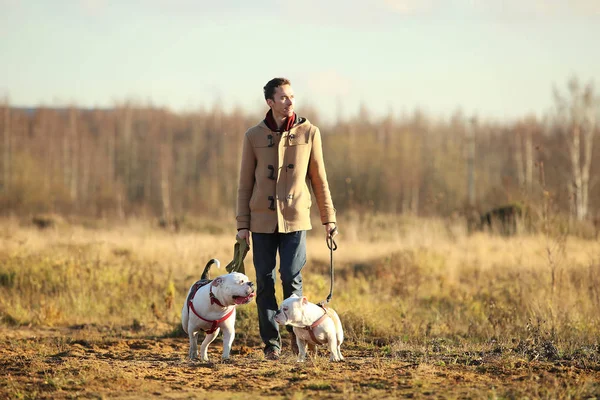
[243,281,255,296]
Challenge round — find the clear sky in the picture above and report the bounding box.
[1,0,599,122]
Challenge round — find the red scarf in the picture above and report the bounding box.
[265,109,296,132]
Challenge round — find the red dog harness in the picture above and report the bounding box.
[187,280,234,334]
[302,307,332,345]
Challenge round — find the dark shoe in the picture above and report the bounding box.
[290,331,299,355]
[264,347,280,360]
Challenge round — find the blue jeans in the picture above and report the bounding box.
[252,230,306,351]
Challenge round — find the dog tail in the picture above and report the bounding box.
[201,258,220,280]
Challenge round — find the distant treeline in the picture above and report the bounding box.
[0,78,598,224]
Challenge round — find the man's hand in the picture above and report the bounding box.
[324,223,338,241]
[237,229,250,246]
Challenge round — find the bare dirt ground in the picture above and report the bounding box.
[1,324,599,399]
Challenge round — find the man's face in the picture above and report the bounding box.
[267,84,295,119]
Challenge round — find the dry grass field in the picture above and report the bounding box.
[1,214,599,399]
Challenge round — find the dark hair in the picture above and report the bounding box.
[263,77,291,101]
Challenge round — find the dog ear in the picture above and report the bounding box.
[212,277,223,287]
[301,296,308,305]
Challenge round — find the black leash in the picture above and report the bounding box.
[319,227,337,306]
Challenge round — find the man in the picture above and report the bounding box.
[236,77,338,360]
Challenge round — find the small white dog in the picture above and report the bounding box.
[181,259,255,361]
[274,294,344,362]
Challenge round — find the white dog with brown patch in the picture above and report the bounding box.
[274,294,344,362]
[181,259,255,361]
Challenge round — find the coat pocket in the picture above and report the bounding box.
[285,183,312,221]
[249,185,258,211]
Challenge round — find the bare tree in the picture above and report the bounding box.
[160,141,173,228]
[553,77,597,220]
[514,116,537,192]
[68,107,80,204]
[466,116,477,207]
[2,98,10,193]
